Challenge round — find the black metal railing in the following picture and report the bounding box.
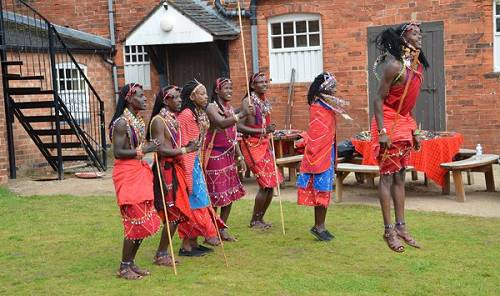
[0,0,106,176]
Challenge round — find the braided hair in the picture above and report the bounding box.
[180,80,202,121]
[376,22,429,68]
[307,72,333,105]
[146,85,180,140]
[109,83,142,128]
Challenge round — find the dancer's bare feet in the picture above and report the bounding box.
[219,229,238,241]
[204,237,221,246]
[249,220,271,230]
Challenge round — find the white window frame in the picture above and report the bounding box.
[268,14,323,83]
[494,0,500,71]
[124,45,151,90]
[55,62,90,122]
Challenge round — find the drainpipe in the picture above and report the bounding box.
[214,0,259,73]
[108,0,119,103]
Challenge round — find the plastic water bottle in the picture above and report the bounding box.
[475,144,483,160]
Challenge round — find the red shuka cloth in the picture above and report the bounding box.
[371,66,423,167]
[240,132,284,188]
[113,159,161,240]
[300,103,337,174]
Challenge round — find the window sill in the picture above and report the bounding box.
[483,72,500,79]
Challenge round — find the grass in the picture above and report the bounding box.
[0,186,499,296]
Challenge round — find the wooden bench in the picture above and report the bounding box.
[335,163,415,203]
[275,155,346,182]
[440,154,499,202]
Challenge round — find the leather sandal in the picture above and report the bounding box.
[383,230,405,253]
[116,267,143,280]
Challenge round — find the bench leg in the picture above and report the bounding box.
[289,167,297,183]
[424,173,428,186]
[466,170,474,185]
[411,170,418,181]
[452,170,466,202]
[442,171,450,195]
[366,174,376,188]
[355,172,365,184]
[485,165,495,192]
[335,172,349,203]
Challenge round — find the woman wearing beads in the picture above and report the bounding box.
[296,72,349,242]
[177,80,226,255]
[204,78,248,241]
[110,83,161,279]
[372,22,428,252]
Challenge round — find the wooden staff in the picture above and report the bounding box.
[237,0,252,107]
[270,137,286,235]
[154,153,178,275]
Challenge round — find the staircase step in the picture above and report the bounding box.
[9,87,53,95]
[6,74,45,81]
[49,155,89,162]
[33,129,75,136]
[43,142,82,149]
[24,115,63,122]
[1,60,23,66]
[13,101,54,109]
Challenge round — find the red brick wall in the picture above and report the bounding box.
[228,0,500,153]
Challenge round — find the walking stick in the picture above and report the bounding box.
[270,136,286,235]
[154,153,178,275]
[237,0,252,108]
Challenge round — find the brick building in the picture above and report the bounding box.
[1,0,499,183]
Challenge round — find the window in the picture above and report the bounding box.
[268,14,323,83]
[56,63,89,122]
[495,1,500,71]
[124,45,151,89]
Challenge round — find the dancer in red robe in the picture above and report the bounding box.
[238,72,284,229]
[110,83,161,280]
[297,72,348,241]
[372,22,428,252]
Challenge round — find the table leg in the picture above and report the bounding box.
[452,170,466,202]
[485,165,495,192]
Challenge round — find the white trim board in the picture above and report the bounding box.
[126,5,213,46]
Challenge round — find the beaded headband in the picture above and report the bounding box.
[125,83,143,100]
[320,72,337,93]
[163,86,180,102]
[215,78,231,91]
[190,79,204,97]
[400,21,421,37]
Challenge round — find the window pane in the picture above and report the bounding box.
[296,21,307,33]
[125,55,130,63]
[297,35,307,47]
[58,69,64,79]
[65,69,71,77]
[132,55,137,62]
[309,20,320,32]
[272,37,282,49]
[283,36,294,48]
[309,34,320,46]
[497,4,500,16]
[66,80,72,90]
[271,23,281,35]
[131,46,136,53]
[139,45,143,52]
[72,80,79,91]
[138,55,143,62]
[59,80,65,91]
[71,69,78,78]
[144,55,149,62]
[283,22,294,34]
[497,18,500,32]
[125,46,130,53]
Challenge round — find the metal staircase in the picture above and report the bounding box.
[0,0,107,179]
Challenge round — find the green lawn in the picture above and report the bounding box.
[0,186,499,296]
